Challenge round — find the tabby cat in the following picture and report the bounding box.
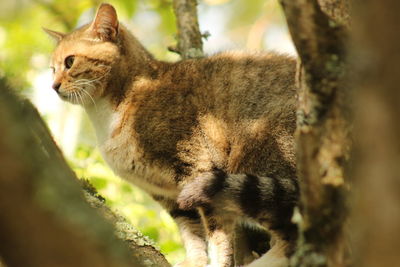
[45,3,298,267]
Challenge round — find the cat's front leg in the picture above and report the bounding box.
[153,195,208,267]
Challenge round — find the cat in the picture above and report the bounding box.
[45,3,298,267]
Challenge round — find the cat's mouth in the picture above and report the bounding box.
[58,88,96,106]
[59,92,79,105]
[58,92,69,99]
[58,91,73,100]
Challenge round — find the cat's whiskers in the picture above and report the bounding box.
[63,85,83,106]
[80,87,97,110]
[73,82,96,103]
[74,70,111,87]
[67,89,75,102]
[72,91,78,105]
[72,73,112,110]
[76,80,96,90]
[74,91,81,105]
[62,82,96,108]
[77,90,86,106]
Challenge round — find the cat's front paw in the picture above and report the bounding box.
[174,258,208,267]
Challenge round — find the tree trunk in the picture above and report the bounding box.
[352,0,400,266]
[279,1,350,266]
[0,78,170,267]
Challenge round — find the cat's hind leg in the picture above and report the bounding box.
[177,169,298,267]
[199,205,236,267]
[152,195,208,267]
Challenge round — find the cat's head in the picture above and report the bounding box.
[45,3,121,106]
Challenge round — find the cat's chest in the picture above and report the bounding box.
[84,99,179,197]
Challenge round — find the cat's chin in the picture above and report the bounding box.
[58,94,78,105]
[58,92,95,106]
[58,96,83,106]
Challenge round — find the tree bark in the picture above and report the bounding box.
[352,0,400,266]
[279,1,350,266]
[0,79,170,267]
[172,0,204,59]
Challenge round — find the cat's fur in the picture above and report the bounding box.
[45,3,298,267]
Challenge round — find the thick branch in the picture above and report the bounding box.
[172,0,203,59]
[0,79,169,267]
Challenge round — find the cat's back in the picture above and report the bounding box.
[193,52,298,176]
[196,51,297,119]
[153,51,297,120]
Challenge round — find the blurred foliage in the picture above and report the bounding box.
[0,0,289,265]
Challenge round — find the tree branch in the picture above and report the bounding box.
[0,79,170,267]
[172,0,204,59]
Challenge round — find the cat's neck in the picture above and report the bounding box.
[84,97,118,144]
[103,25,158,104]
[119,25,157,77]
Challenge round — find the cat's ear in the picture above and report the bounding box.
[43,28,66,43]
[89,3,119,42]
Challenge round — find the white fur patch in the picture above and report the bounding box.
[85,97,179,197]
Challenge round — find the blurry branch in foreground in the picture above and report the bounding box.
[352,0,400,266]
[0,78,170,267]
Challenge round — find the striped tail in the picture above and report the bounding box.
[177,168,298,217]
[177,168,299,243]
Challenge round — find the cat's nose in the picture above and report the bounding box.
[52,82,61,92]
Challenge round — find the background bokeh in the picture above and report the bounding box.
[0,0,294,264]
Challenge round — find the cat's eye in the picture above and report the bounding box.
[64,55,75,69]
